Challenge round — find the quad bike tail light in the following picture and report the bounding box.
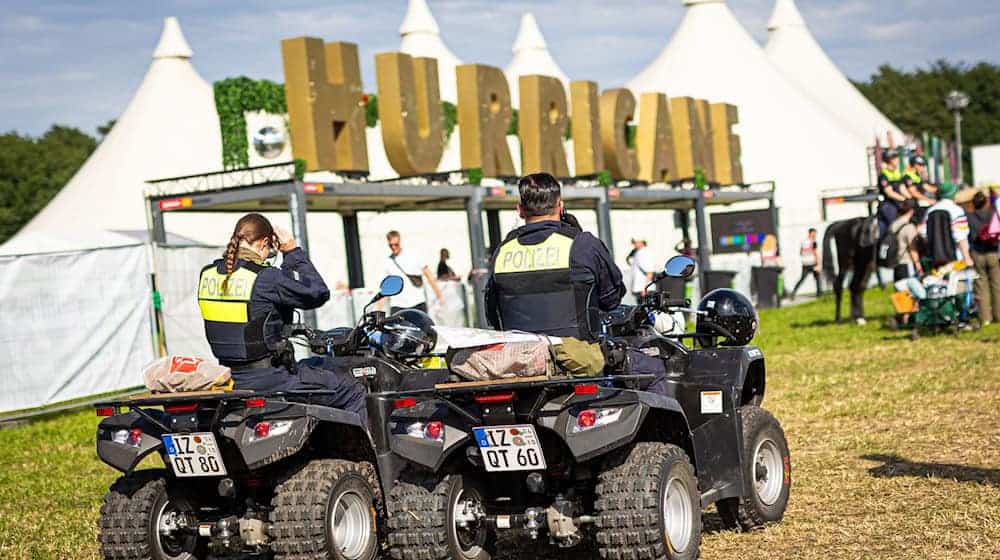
[249,420,293,442]
[574,384,599,396]
[164,403,199,414]
[405,421,445,442]
[96,406,116,417]
[572,408,623,433]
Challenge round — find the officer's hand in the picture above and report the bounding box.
[275,226,297,253]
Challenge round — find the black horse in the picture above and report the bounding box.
[821,217,878,323]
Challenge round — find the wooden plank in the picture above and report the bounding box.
[123,389,252,402]
[434,376,551,390]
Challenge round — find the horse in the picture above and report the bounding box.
[821,216,878,323]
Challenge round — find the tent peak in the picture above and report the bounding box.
[513,13,547,52]
[768,0,807,30]
[152,16,193,59]
[400,0,440,36]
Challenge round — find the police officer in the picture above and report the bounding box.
[198,213,367,422]
[903,154,937,207]
[877,151,910,236]
[484,173,624,342]
[484,173,672,391]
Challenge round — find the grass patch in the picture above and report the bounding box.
[1,288,998,558]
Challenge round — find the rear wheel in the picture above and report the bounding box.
[717,407,791,531]
[98,470,202,560]
[386,474,493,560]
[595,442,701,560]
[270,459,380,560]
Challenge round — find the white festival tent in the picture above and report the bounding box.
[504,13,571,108]
[626,0,871,275]
[1,17,223,256]
[765,0,902,143]
[399,0,463,104]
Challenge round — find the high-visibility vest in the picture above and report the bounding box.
[197,262,270,363]
[490,224,594,340]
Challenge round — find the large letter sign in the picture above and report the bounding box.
[569,80,603,177]
[456,64,516,177]
[281,38,368,172]
[635,93,677,183]
[519,75,569,176]
[600,88,638,180]
[710,103,743,184]
[375,52,445,175]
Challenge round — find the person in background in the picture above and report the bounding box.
[789,228,821,299]
[877,151,910,237]
[437,248,459,281]
[903,154,937,206]
[891,200,923,282]
[629,238,657,298]
[760,234,781,267]
[921,182,973,268]
[383,231,443,314]
[967,191,1000,324]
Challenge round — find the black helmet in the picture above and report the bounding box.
[382,309,437,357]
[696,289,758,346]
[911,155,927,166]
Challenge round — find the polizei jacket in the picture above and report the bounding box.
[485,220,625,341]
[197,248,330,366]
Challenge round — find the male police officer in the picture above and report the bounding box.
[484,173,634,379]
[485,173,624,339]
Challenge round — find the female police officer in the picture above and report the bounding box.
[197,213,367,421]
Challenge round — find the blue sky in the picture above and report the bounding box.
[2,0,998,136]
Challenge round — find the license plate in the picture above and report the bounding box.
[162,432,227,477]
[472,425,546,472]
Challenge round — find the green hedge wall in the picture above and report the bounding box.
[214,77,287,169]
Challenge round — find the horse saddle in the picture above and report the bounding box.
[857,216,879,248]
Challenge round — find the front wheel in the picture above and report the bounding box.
[595,442,702,560]
[717,406,791,531]
[270,459,381,560]
[98,470,202,560]
[386,474,493,560]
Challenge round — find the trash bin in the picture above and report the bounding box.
[704,270,738,292]
[751,266,783,308]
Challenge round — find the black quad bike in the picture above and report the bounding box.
[93,276,414,560]
[375,255,791,560]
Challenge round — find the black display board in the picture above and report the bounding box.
[710,209,776,254]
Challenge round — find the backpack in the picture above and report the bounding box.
[976,211,1000,246]
[926,209,957,267]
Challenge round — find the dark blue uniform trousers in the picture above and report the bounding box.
[232,360,368,424]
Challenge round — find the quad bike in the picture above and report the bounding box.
[376,255,792,560]
[94,276,414,560]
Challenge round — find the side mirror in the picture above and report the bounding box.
[379,276,405,298]
[664,255,697,279]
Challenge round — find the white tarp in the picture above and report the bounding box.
[154,245,220,361]
[0,245,154,412]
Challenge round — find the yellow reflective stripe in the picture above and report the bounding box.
[199,300,249,323]
[494,233,573,274]
[198,267,258,301]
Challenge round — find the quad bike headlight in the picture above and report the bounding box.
[571,408,623,433]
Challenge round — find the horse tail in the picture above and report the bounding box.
[821,222,838,279]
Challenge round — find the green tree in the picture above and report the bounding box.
[0,126,97,244]
[854,60,1000,181]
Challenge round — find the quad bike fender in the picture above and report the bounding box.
[386,400,471,472]
[222,402,369,471]
[686,346,766,408]
[543,390,687,463]
[96,412,164,474]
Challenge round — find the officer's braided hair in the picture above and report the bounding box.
[221,213,274,292]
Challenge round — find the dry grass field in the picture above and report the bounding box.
[1,288,998,559]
